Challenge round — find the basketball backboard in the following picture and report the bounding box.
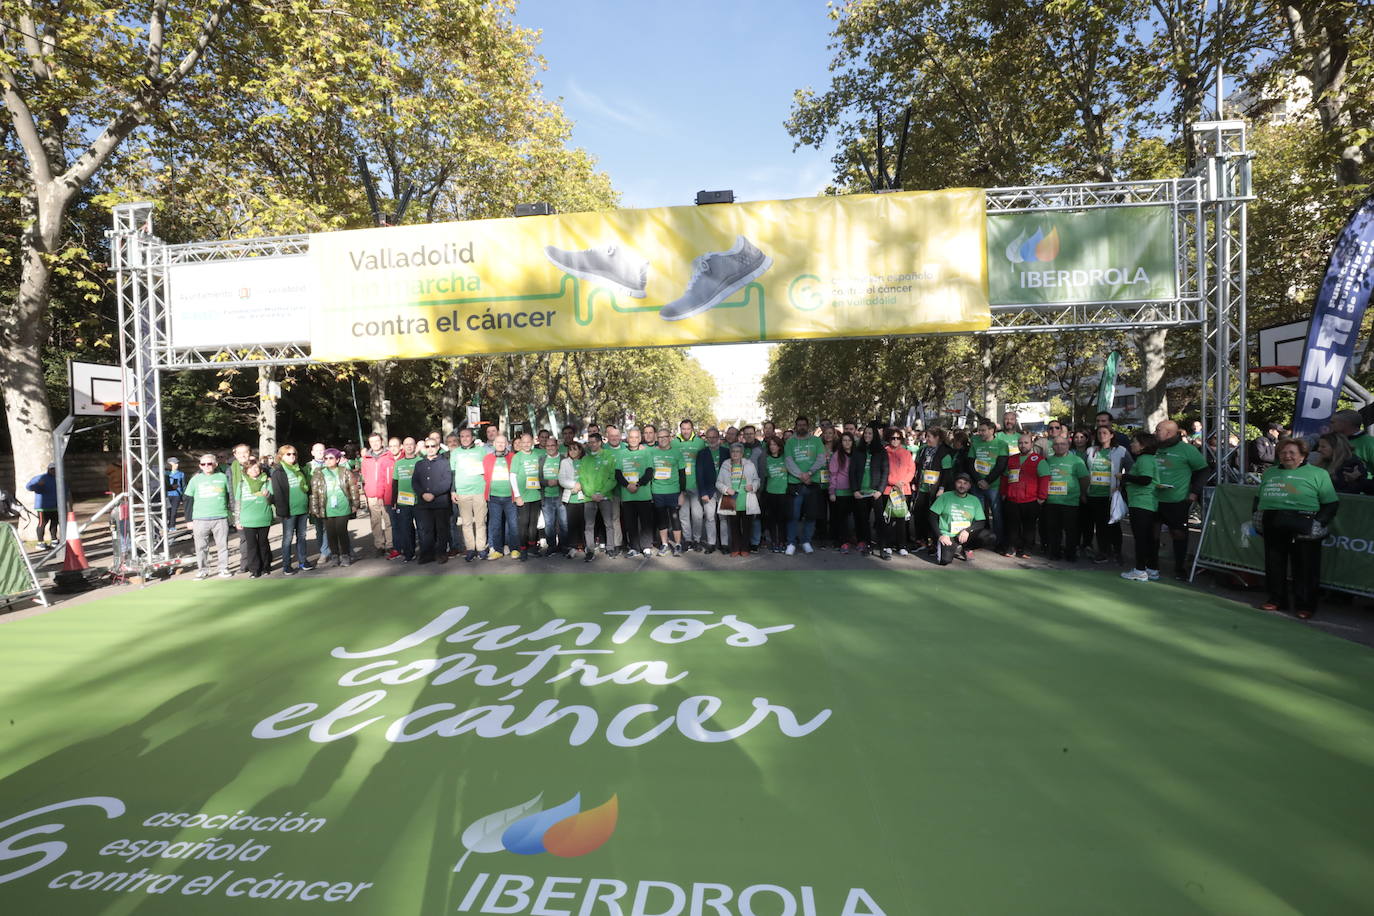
[1256,320,1308,387]
[69,360,132,417]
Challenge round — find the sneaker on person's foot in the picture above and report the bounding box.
[217,570,233,579]
[880,548,893,561]
[784,543,796,556]
[510,549,523,561]
[839,543,850,554]
[672,543,684,557]
[898,548,909,557]
[487,550,504,560]
[626,548,639,558]
[1146,568,1160,580]
[801,542,814,554]
[659,236,773,321]
[194,569,209,580]
[544,244,649,298]
[1121,568,1149,581]
[387,549,401,560]
[657,544,670,557]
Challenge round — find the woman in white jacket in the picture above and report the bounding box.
[716,441,761,557]
[1085,425,1129,565]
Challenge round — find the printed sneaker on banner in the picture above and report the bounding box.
[660,236,773,321]
[544,244,649,298]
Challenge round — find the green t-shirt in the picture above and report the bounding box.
[185,472,229,520]
[450,445,490,496]
[618,447,654,502]
[540,453,563,499]
[917,450,953,493]
[763,455,789,495]
[784,434,824,485]
[510,450,544,501]
[237,478,274,527]
[1349,433,1374,477]
[1124,453,1160,511]
[929,491,986,537]
[281,463,309,515]
[1257,464,1338,512]
[994,431,1021,459]
[488,454,513,498]
[674,435,706,490]
[650,446,683,495]
[970,437,1010,488]
[1155,441,1206,503]
[321,467,351,518]
[393,456,420,507]
[579,449,616,500]
[1038,454,1088,505]
[1086,450,1116,498]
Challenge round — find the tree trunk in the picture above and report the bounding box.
[257,366,278,458]
[1134,328,1171,431]
[1,199,60,507]
[978,337,999,420]
[438,359,464,432]
[367,361,389,439]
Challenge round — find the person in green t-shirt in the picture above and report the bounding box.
[761,436,790,552]
[1254,438,1340,619]
[1153,419,1209,579]
[578,433,619,561]
[388,438,421,561]
[1120,432,1163,581]
[183,453,231,578]
[1331,410,1374,482]
[539,438,568,555]
[674,420,707,550]
[970,419,1009,551]
[270,444,314,574]
[450,428,490,561]
[783,417,826,553]
[509,432,544,561]
[929,472,987,565]
[651,428,686,556]
[615,426,656,556]
[1037,437,1089,561]
[309,448,363,567]
[233,458,275,578]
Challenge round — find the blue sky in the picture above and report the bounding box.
[516,0,840,209]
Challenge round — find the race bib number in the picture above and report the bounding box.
[922,469,940,487]
[655,465,671,480]
[1091,471,1112,487]
[526,475,540,490]
[1048,481,1068,496]
[397,491,415,507]
[974,457,992,475]
[1007,468,1020,483]
[817,468,829,485]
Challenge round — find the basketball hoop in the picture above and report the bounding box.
[1250,365,1299,385]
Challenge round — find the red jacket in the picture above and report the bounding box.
[360,449,396,499]
[1004,451,1049,503]
[884,445,915,496]
[482,451,515,500]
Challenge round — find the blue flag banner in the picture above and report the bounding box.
[1293,195,1374,439]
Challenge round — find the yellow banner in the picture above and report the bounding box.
[308,189,989,360]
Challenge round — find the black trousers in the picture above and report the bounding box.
[762,491,788,545]
[910,491,935,545]
[1088,494,1122,558]
[1044,502,1081,559]
[239,525,272,575]
[1158,499,1192,574]
[853,496,875,546]
[414,506,447,561]
[517,500,542,549]
[830,494,856,546]
[1263,511,1321,612]
[1003,500,1039,554]
[323,514,352,558]
[876,494,909,549]
[1128,506,1159,571]
[622,499,654,551]
[566,503,587,550]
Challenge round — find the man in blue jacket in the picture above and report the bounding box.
[26,466,60,547]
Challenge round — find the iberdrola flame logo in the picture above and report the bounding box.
[1005,226,1060,263]
[453,792,618,872]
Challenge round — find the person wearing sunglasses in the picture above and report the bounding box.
[308,448,365,566]
[271,444,313,574]
[182,453,232,579]
[878,430,916,558]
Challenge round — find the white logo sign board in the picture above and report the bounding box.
[168,257,313,348]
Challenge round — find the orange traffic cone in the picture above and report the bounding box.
[62,511,89,572]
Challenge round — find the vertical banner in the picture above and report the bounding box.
[1292,195,1374,439]
[1096,349,1121,413]
[308,190,989,361]
[986,207,1176,304]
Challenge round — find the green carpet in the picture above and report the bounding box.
[1,570,1371,915]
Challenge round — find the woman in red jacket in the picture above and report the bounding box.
[1001,433,1049,557]
[879,429,917,558]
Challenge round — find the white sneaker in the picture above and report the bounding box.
[1146,569,1160,580]
[217,570,233,579]
[544,244,648,297]
[801,542,814,554]
[1120,569,1149,582]
[194,569,209,580]
[785,544,796,556]
[898,548,910,556]
[660,236,773,321]
[626,548,639,558]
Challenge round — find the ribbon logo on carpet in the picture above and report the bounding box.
[454,792,618,873]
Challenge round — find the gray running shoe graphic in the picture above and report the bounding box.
[544,244,649,298]
[659,236,772,321]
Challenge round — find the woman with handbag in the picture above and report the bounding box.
[879,430,916,559]
[1085,425,1129,565]
[715,441,760,556]
[1254,438,1339,619]
[308,448,365,567]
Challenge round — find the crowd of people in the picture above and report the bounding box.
[162,407,1372,596]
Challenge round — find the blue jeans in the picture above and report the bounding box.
[393,505,416,559]
[787,486,818,546]
[313,516,330,558]
[751,515,761,547]
[487,495,518,553]
[449,500,463,552]
[976,486,1003,545]
[541,498,568,553]
[280,514,309,569]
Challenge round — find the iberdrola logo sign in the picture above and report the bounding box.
[454,793,618,872]
[987,208,1176,305]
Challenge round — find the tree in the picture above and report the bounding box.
[2,0,233,500]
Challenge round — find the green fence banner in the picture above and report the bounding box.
[0,523,40,603]
[987,206,1176,305]
[1096,349,1120,414]
[1197,484,1374,596]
